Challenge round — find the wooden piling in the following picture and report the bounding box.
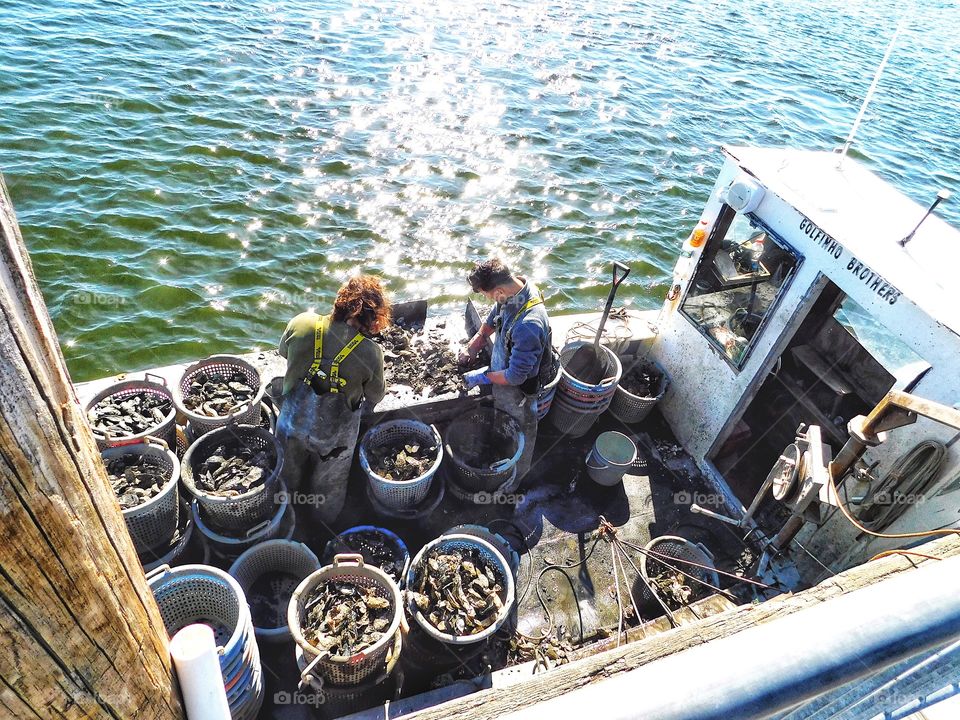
[0,178,182,718]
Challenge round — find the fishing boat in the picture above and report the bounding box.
[39,140,956,720]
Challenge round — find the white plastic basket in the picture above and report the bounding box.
[180,424,283,533]
[405,534,515,646]
[147,564,264,720]
[229,540,321,643]
[288,554,404,687]
[359,420,442,510]
[86,373,176,450]
[101,436,180,554]
[174,355,264,437]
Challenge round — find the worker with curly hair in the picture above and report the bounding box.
[276,275,390,524]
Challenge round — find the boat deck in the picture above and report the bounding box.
[73,309,759,720]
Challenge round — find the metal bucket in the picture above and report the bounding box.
[585,431,638,486]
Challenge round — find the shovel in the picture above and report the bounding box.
[566,261,631,384]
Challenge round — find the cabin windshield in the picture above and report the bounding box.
[681,206,799,367]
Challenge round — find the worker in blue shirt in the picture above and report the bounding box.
[459,258,556,489]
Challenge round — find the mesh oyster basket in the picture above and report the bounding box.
[609,359,670,424]
[638,535,720,606]
[85,373,177,450]
[180,424,283,533]
[229,540,321,643]
[147,564,264,720]
[322,526,410,587]
[406,534,515,646]
[444,408,523,494]
[175,355,264,437]
[101,437,180,554]
[548,341,622,438]
[193,490,294,565]
[359,420,442,510]
[295,631,402,710]
[140,495,194,574]
[288,554,404,687]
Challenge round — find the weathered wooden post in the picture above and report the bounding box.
[0,177,182,718]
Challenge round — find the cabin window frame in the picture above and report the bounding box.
[679,206,802,371]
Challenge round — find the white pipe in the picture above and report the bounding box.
[502,553,960,720]
[170,624,232,720]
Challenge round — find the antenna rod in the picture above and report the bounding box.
[837,18,907,165]
[899,190,951,247]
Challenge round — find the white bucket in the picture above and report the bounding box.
[585,431,637,486]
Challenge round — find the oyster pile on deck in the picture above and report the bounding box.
[195,443,274,496]
[302,580,393,657]
[409,548,504,636]
[183,371,256,417]
[88,391,172,437]
[105,454,169,509]
[377,322,479,397]
[368,440,438,482]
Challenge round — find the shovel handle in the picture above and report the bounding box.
[593,262,631,347]
[612,261,631,288]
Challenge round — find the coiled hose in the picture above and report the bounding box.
[855,439,946,532]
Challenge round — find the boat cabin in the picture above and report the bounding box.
[650,145,960,579]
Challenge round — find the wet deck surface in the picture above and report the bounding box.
[75,309,756,720]
[249,403,752,719]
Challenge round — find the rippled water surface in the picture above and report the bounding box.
[1,0,958,381]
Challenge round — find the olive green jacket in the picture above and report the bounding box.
[278,312,386,410]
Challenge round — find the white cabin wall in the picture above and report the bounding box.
[652,153,960,530]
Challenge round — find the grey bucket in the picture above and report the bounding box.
[585,431,637,486]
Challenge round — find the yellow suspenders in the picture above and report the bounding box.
[329,332,364,393]
[304,315,364,394]
[505,294,544,338]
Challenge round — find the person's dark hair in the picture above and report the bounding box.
[468,258,514,292]
[333,275,391,335]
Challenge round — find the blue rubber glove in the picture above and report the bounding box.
[463,366,492,389]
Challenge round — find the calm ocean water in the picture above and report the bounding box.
[1,0,958,382]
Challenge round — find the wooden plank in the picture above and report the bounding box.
[398,535,960,720]
[0,176,182,718]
